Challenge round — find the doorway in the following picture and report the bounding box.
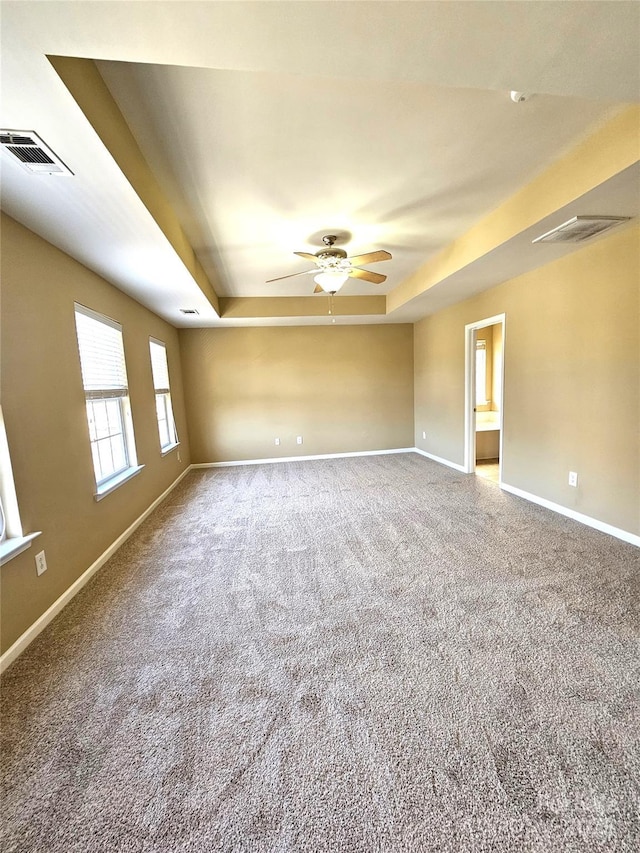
[464,314,505,483]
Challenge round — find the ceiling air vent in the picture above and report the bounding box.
[0,130,73,175]
[179,308,199,315]
[532,215,631,244]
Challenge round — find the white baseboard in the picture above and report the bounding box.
[413,447,467,473]
[500,482,640,548]
[192,447,415,468]
[0,466,192,674]
[413,455,638,546]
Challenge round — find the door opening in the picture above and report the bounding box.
[464,314,505,483]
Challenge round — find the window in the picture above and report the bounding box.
[149,339,178,452]
[475,339,487,405]
[74,305,142,498]
[0,405,40,564]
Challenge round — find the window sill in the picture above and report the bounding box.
[161,441,180,457]
[95,464,144,501]
[0,531,42,566]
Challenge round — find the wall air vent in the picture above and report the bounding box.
[532,215,631,244]
[0,130,73,175]
[179,309,200,315]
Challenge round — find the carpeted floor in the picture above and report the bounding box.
[1,453,639,852]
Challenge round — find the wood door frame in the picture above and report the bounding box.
[464,313,506,478]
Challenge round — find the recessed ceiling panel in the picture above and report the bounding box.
[97,61,619,298]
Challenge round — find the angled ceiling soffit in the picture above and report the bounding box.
[220,296,387,320]
[387,105,640,315]
[47,55,220,317]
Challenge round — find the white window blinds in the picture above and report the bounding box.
[75,305,128,398]
[149,339,170,393]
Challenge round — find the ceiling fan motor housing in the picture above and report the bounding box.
[316,235,347,262]
[316,247,347,259]
[315,252,350,274]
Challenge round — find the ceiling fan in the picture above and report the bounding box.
[266,235,392,293]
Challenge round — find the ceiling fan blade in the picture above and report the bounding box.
[313,284,324,294]
[266,269,316,283]
[348,268,387,284]
[294,252,320,264]
[347,250,392,266]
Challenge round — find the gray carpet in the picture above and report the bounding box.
[1,454,639,852]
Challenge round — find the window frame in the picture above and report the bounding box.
[149,337,179,455]
[0,405,41,565]
[74,304,143,500]
[475,338,489,407]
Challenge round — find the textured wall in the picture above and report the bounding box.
[0,215,191,652]
[180,324,415,463]
[414,224,640,536]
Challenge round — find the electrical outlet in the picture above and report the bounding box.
[177,450,181,462]
[275,438,280,446]
[422,431,426,440]
[35,550,47,576]
[568,471,578,487]
[297,436,303,445]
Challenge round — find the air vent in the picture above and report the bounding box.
[0,130,73,175]
[179,308,199,315]
[532,215,631,244]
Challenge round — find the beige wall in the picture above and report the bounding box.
[415,224,640,535]
[180,325,414,463]
[1,215,191,652]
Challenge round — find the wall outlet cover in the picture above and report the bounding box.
[35,550,47,576]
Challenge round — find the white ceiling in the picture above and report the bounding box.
[1,1,639,327]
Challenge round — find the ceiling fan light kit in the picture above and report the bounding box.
[314,271,350,292]
[267,234,392,293]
